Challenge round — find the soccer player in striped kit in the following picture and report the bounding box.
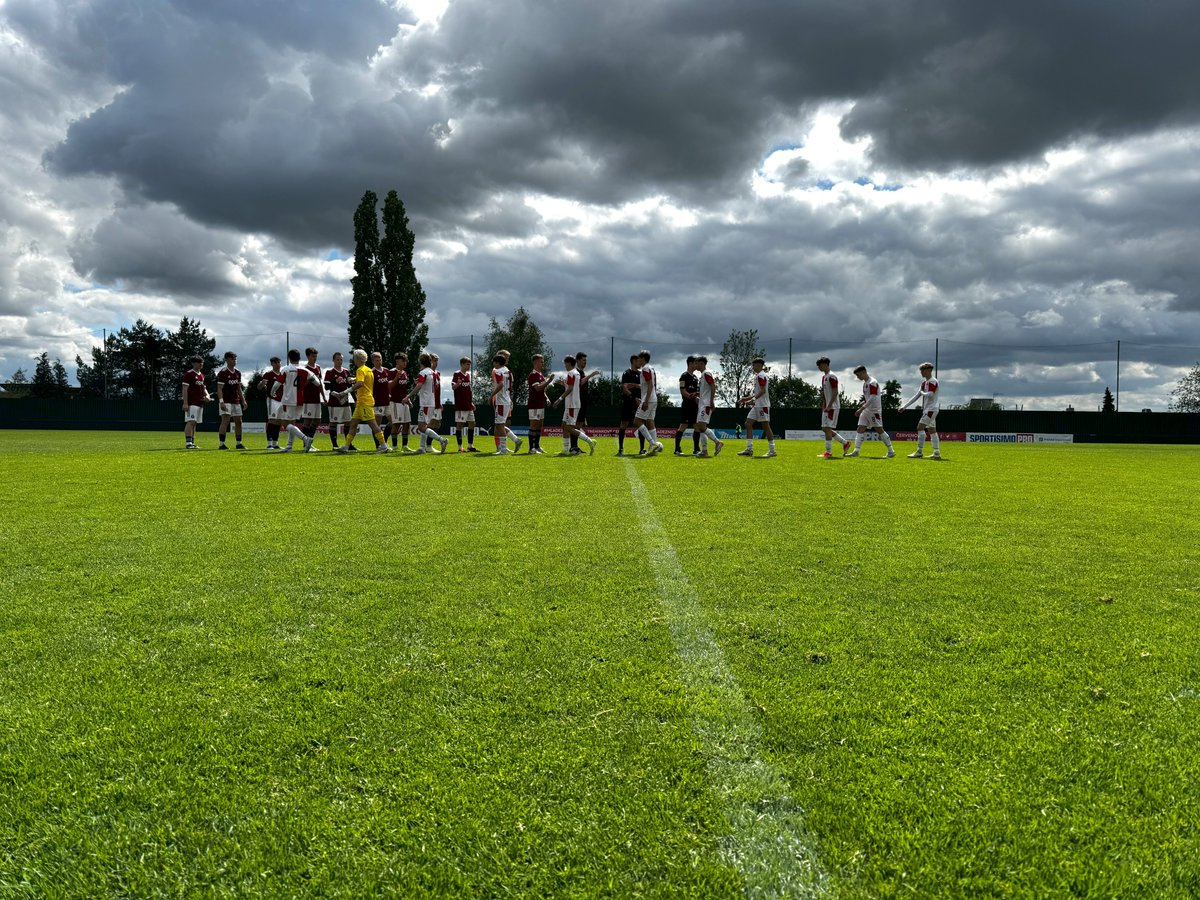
[489,353,523,455]
[816,356,852,458]
[633,350,664,456]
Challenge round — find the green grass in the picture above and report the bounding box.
[1,431,1198,898]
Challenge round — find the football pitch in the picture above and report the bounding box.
[1,431,1198,898]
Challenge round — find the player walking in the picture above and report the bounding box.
[489,353,523,455]
[387,353,412,450]
[526,353,551,454]
[452,357,478,452]
[900,362,942,459]
[676,356,700,456]
[215,351,247,450]
[693,356,724,458]
[737,357,776,457]
[553,355,597,455]
[847,365,895,458]
[634,350,664,455]
[323,351,353,451]
[617,355,644,456]
[337,349,389,453]
[406,352,449,454]
[181,355,209,450]
[816,356,851,458]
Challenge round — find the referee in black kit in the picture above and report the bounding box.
[677,355,701,455]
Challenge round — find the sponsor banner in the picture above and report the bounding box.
[891,431,968,442]
[966,432,1074,443]
[784,430,828,441]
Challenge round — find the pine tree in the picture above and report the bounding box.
[348,191,385,354]
[1102,386,1116,413]
[9,368,28,385]
[162,317,219,398]
[32,352,56,398]
[380,190,429,364]
[52,359,70,396]
[883,379,903,411]
[112,319,168,399]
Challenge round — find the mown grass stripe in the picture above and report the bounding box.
[622,460,828,899]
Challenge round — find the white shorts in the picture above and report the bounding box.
[562,407,578,427]
[820,409,839,430]
[184,405,204,424]
[374,405,388,421]
[494,403,508,423]
[390,402,411,424]
[636,402,657,424]
[218,401,244,418]
[278,404,301,422]
[528,408,545,423]
[418,405,438,424]
[328,406,351,424]
[268,399,283,419]
[747,403,770,423]
[697,406,713,425]
[918,411,939,429]
[858,410,883,429]
[454,410,476,424]
[301,403,322,420]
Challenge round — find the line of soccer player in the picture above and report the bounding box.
[180,348,943,459]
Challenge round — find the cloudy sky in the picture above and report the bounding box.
[3,0,1200,409]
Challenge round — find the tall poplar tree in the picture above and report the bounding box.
[348,191,385,354]
[380,190,429,365]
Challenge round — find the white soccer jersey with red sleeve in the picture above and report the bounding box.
[821,373,840,409]
[492,366,512,406]
[562,370,582,408]
[416,367,436,406]
[640,364,657,401]
[753,371,769,405]
[698,372,716,409]
[920,377,940,414]
[862,377,882,414]
[280,364,303,406]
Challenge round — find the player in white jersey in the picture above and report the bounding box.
[900,361,942,459]
[737,357,776,457]
[405,352,448,454]
[633,349,664,455]
[488,354,523,455]
[847,365,895,458]
[692,356,724,458]
[552,354,597,455]
[816,356,852,458]
[278,348,325,452]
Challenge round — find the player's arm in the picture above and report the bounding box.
[180,378,188,410]
[640,370,652,409]
[899,387,922,410]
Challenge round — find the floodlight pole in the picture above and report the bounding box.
[102,328,107,400]
[611,336,615,404]
[788,337,793,380]
[934,338,939,376]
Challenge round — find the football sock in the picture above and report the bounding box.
[286,424,306,447]
[882,432,893,450]
[699,432,708,453]
[329,428,339,449]
[581,431,594,446]
[649,428,658,445]
[693,433,700,454]
[768,439,776,449]
[833,430,847,443]
[618,428,626,453]
[391,431,398,447]
[373,433,383,448]
[571,434,579,452]
[917,433,926,451]
[456,429,463,449]
[931,433,940,452]
[675,431,683,452]
[469,427,475,448]
[824,438,832,453]
[855,433,864,451]
[563,435,571,453]
[402,431,409,448]
[636,424,650,443]
[639,435,646,453]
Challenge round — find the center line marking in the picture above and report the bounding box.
[622,460,828,898]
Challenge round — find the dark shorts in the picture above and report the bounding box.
[620,398,639,423]
[679,401,699,426]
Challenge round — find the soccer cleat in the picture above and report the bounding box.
[738,448,755,457]
[764,448,777,458]
[495,448,511,455]
[587,440,596,456]
[377,444,392,453]
[930,452,942,460]
[695,451,711,458]
[467,446,480,453]
[279,446,293,453]
[302,436,314,452]
[186,442,198,450]
[674,449,685,456]
[412,448,426,455]
[846,449,859,458]
[334,446,349,454]
[304,445,319,453]
[513,436,524,453]
[817,451,832,458]
[649,442,664,456]
[908,451,923,458]
[236,443,246,450]
[439,436,449,452]
[218,443,228,451]
[842,440,852,455]
[346,444,359,453]
[713,441,724,457]
[885,450,895,458]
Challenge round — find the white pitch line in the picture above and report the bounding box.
[622,461,828,899]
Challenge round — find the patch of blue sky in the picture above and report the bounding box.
[853,176,903,191]
[324,248,349,261]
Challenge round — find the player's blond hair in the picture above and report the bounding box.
[352,349,367,366]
